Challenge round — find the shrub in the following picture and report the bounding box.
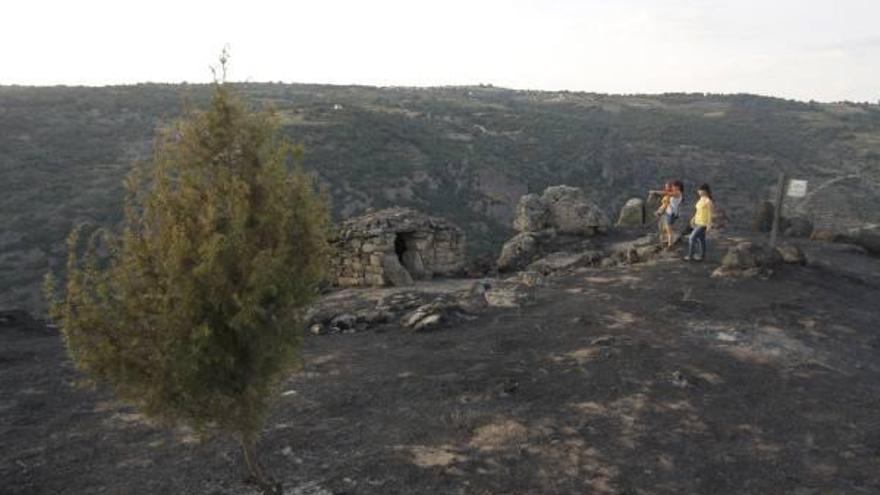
[45,67,330,492]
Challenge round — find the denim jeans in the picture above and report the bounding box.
[688,225,707,258]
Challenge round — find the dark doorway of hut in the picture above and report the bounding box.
[394,233,409,265]
[393,232,427,280]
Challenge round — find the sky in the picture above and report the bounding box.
[2,0,878,102]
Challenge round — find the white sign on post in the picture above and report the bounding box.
[787,179,808,198]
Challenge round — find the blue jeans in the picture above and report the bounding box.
[688,225,707,258]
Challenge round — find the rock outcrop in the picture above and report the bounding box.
[497,232,540,272]
[512,186,608,235]
[540,186,609,235]
[838,224,880,256]
[513,194,549,232]
[712,241,783,278]
[499,186,609,271]
[331,207,466,287]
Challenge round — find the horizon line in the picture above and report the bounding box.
[1,80,877,106]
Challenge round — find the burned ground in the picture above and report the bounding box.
[2,237,880,494]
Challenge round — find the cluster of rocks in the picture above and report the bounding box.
[498,186,610,272]
[836,224,880,256]
[330,208,466,288]
[307,276,543,335]
[712,241,806,279]
[752,201,815,238]
[751,199,879,257]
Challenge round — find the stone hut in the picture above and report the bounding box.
[332,207,466,287]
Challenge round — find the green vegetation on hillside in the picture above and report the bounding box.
[2,83,880,311]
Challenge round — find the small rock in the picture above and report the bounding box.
[413,313,443,331]
[485,282,535,308]
[670,371,689,388]
[590,335,616,346]
[518,270,545,287]
[635,244,661,261]
[775,243,807,265]
[361,309,391,325]
[599,256,618,268]
[330,313,356,331]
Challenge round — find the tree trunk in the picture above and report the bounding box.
[241,434,279,494]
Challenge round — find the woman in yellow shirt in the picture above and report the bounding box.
[685,183,714,261]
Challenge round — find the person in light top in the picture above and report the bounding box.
[650,180,684,248]
[685,183,714,261]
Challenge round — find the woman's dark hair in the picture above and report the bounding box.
[698,183,713,200]
[673,180,684,201]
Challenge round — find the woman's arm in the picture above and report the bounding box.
[706,200,714,230]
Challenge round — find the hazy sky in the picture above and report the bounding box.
[3,0,878,102]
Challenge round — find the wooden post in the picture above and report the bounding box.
[769,171,786,248]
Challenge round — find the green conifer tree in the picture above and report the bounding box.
[45,56,330,492]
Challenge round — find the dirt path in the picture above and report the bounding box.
[2,238,880,494]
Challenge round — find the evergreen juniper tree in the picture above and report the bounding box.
[45,55,331,492]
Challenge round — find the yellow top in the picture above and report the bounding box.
[660,195,670,209]
[693,197,713,227]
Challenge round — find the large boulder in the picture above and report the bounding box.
[540,186,609,235]
[616,198,645,227]
[381,254,414,286]
[497,232,539,272]
[839,224,880,256]
[784,217,814,238]
[645,191,664,217]
[513,194,549,232]
[401,250,430,280]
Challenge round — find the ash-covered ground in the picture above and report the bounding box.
[2,235,880,494]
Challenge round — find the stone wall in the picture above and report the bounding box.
[332,208,466,287]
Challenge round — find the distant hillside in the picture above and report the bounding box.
[2,83,880,311]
